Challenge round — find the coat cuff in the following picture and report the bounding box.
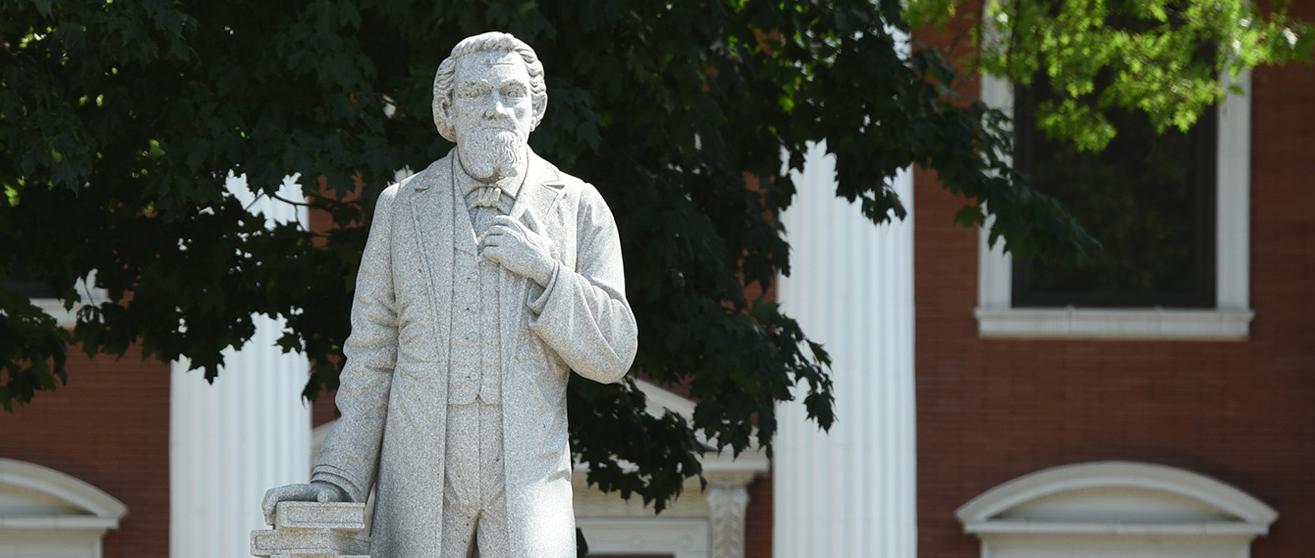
[526,261,561,314]
[310,466,363,503]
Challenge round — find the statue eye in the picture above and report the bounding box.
[503,85,528,98]
[456,84,486,99]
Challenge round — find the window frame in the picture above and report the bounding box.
[0,458,128,558]
[975,70,1254,340]
[955,461,1276,558]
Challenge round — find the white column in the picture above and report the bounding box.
[170,174,312,558]
[773,142,916,557]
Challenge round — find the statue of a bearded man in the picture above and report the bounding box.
[262,31,638,558]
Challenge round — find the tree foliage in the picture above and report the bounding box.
[0,0,1306,511]
[909,0,1314,149]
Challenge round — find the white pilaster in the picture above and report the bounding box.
[170,174,312,558]
[706,471,754,558]
[774,142,916,557]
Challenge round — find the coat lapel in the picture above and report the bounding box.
[408,153,456,365]
[509,149,565,223]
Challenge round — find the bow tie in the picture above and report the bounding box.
[466,187,505,209]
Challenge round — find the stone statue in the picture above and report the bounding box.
[260,31,638,558]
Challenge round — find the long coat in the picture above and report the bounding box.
[312,149,638,557]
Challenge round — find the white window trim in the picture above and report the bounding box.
[976,70,1254,340]
[956,461,1276,558]
[27,272,107,329]
[0,458,128,558]
[576,517,710,558]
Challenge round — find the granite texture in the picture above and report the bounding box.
[262,31,638,558]
[251,502,370,557]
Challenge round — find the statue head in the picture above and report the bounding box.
[432,32,547,182]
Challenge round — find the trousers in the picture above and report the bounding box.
[443,401,507,557]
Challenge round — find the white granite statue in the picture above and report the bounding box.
[260,31,638,558]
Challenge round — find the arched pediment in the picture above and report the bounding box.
[0,458,127,529]
[956,461,1276,536]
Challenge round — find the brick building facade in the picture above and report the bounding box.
[0,350,170,556]
[914,2,1315,556]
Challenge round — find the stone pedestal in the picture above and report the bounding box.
[251,502,371,558]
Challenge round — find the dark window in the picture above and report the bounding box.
[2,279,57,299]
[1011,76,1217,308]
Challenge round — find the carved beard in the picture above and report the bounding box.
[460,128,525,183]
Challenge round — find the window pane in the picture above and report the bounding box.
[1011,78,1216,308]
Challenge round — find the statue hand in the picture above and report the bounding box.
[260,481,346,525]
[480,213,557,286]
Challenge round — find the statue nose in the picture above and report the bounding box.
[484,93,514,120]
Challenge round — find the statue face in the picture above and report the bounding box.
[451,50,535,182]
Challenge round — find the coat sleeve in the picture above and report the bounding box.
[526,186,638,384]
[311,184,400,503]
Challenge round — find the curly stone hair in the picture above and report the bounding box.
[432,32,548,142]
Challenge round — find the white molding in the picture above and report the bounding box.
[956,461,1277,528]
[0,458,128,524]
[1216,71,1251,311]
[956,461,1276,558]
[974,307,1254,340]
[0,459,126,558]
[975,71,1253,341]
[962,520,1269,536]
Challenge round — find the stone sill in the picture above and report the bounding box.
[974,307,1255,341]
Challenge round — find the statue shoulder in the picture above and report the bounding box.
[534,161,600,207]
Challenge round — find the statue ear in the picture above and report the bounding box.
[434,98,456,140]
[434,99,449,127]
[531,96,547,132]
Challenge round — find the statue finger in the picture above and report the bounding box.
[491,215,525,232]
[261,489,275,521]
[481,245,505,263]
[262,486,289,522]
[484,223,516,239]
[480,232,507,247]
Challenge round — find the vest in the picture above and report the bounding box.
[447,183,503,404]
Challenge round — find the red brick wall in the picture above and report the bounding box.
[0,349,171,557]
[744,471,772,558]
[914,3,1315,557]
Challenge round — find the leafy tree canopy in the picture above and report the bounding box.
[908,0,1314,149]
[1,0,1308,511]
